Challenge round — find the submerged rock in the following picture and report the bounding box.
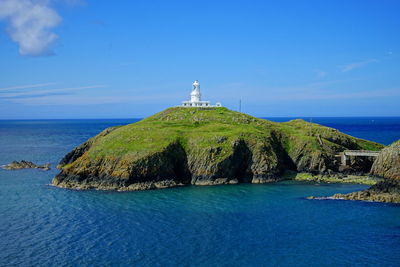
[2,160,50,171]
[52,107,382,191]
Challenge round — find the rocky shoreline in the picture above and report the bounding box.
[53,173,381,192]
[284,171,382,185]
[331,179,400,203]
[326,140,400,203]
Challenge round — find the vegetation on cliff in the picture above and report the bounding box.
[53,107,382,191]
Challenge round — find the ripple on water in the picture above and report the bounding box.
[1,118,400,266]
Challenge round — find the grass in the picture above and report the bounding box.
[65,107,384,170]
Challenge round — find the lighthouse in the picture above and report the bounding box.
[190,80,201,102]
[181,80,222,108]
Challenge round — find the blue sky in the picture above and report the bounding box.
[0,0,399,119]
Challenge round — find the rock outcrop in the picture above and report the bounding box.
[370,140,400,179]
[332,140,400,203]
[52,107,382,191]
[2,160,50,171]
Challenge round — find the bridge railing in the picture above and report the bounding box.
[336,150,381,166]
[343,150,380,154]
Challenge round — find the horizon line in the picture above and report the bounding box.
[1,115,400,121]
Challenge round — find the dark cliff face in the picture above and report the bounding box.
[52,107,382,191]
[333,140,400,203]
[54,140,191,190]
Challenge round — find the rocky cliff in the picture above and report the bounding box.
[333,140,400,203]
[371,140,400,179]
[52,107,382,191]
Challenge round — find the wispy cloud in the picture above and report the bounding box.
[264,88,400,101]
[0,83,55,92]
[315,70,327,78]
[211,80,399,103]
[0,85,106,98]
[7,93,180,105]
[214,79,355,97]
[0,0,61,56]
[342,59,378,72]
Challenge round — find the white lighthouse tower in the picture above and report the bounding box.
[190,80,201,102]
[181,80,222,108]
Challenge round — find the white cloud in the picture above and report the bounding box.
[264,88,400,101]
[210,80,399,103]
[0,85,106,98]
[342,59,378,72]
[7,93,180,105]
[0,82,55,91]
[0,0,61,56]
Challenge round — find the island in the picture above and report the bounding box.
[53,107,384,192]
[2,160,50,171]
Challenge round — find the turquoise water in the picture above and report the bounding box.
[1,118,400,266]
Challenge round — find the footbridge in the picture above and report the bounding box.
[336,150,380,166]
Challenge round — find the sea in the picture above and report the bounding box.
[0,117,400,267]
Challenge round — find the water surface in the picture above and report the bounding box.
[1,117,400,266]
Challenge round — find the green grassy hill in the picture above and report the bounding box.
[53,107,383,191]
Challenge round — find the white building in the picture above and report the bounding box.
[181,80,222,108]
